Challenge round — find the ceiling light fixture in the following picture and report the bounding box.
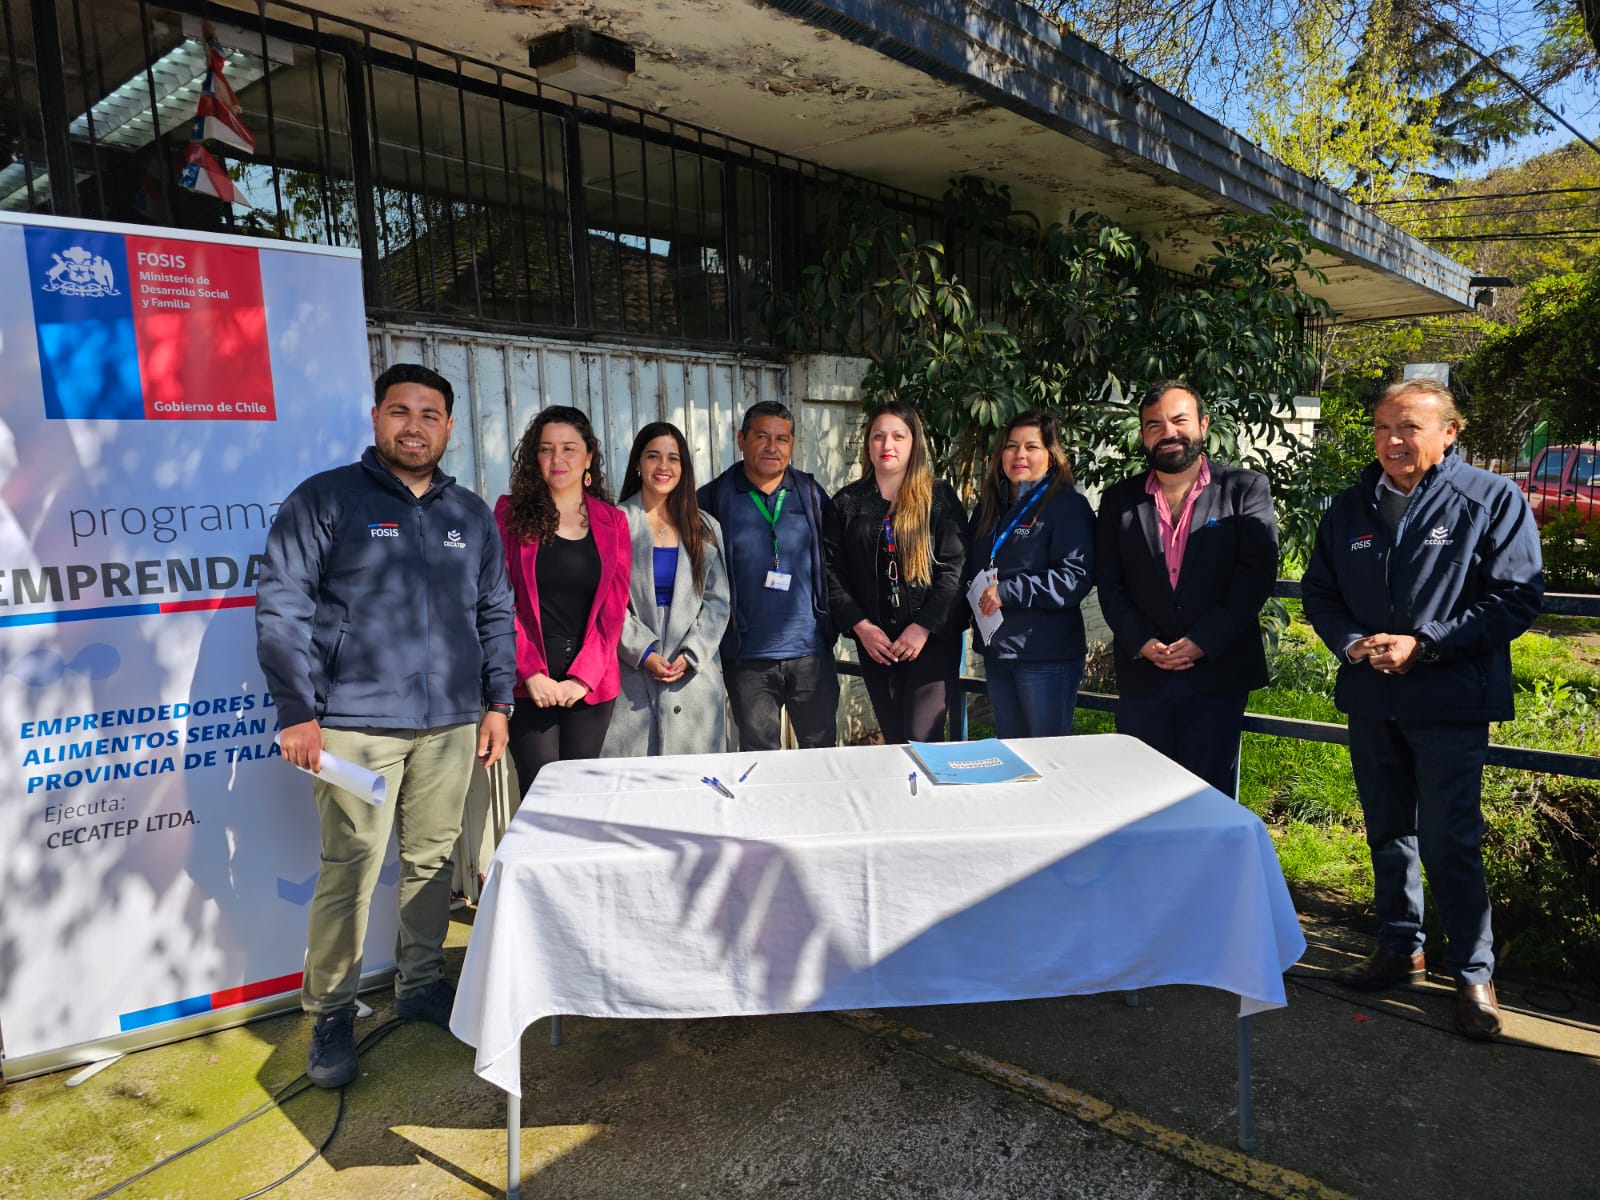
[1,18,291,211]
[529,27,635,95]
[69,18,292,152]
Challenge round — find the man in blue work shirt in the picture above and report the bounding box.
[699,401,838,750]
[1303,378,1542,1041]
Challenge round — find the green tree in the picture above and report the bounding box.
[779,180,1333,555]
[1029,0,1587,191]
[1391,141,1600,283]
[1460,264,1600,455]
[1248,4,1440,203]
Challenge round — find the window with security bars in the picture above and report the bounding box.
[0,0,933,350]
[0,1,356,246]
[361,59,574,327]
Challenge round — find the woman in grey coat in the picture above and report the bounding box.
[602,422,732,758]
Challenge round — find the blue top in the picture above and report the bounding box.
[719,468,829,660]
[652,545,678,609]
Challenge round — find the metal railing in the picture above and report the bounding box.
[839,584,1600,782]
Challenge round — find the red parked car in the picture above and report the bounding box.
[1522,444,1600,527]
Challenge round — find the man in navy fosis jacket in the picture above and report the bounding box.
[1302,377,1542,1041]
[257,363,517,1088]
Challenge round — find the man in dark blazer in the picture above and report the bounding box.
[1094,380,1279,797]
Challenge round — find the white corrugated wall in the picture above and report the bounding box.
[367,323,792,506]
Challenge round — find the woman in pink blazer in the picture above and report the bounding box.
[495,405,631,798]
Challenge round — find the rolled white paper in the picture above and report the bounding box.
[274,735,387,806]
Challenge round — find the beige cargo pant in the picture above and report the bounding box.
[301,722,478,1013]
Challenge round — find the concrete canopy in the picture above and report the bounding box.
[254,0,1470,322]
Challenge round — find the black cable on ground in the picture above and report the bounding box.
[82,1017,412,1200]
[229,1087,344,1200]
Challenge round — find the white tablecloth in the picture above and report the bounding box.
[452,734,1306,1097]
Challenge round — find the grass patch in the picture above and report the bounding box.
[1510,628,1600,694]
[1271,820,1373,903]
[1073,707,1115,734]
[1241,733,1360,825]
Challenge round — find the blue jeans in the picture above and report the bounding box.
[1347,716,1494,984]
[983,656,1084,739]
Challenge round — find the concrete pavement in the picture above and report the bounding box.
[2,905,1596,1199]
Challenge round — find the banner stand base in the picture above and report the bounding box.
[1,967,396,1084]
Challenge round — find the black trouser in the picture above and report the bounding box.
[1114,670,1248,799]
[508,633,617,802]
[857,637,958,744]
[724,652,840,751]
[1347,716,1494,983]
[507,701,614,802]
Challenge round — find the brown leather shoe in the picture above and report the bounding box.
[1455,980,1503,1040]
[1335,947,1426,991]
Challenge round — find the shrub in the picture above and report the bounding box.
[1242,616,1600,981]
[1539,505,1600,593]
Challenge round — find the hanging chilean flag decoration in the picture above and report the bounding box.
[202,28,245,112]
[190,75,255,154]
[179,141,248,205]
[179,23,254,204]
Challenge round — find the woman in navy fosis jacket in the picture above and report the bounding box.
[965,409,1096,738]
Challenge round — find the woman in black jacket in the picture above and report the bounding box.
[823,401,968,743]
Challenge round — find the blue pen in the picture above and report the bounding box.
[738,761,757,783]
[702,775,735,798]
[908,771,918,796]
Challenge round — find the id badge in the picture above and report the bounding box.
[764,569,793,591]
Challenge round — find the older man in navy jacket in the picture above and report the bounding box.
[1303,377,1542,1040]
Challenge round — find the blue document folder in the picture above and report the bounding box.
[907,738,1042,785]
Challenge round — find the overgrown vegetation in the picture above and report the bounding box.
[1237,605,1600,981]
[1538,506,1600,592]
[778,179,1332,556]
[1460,264,1600,456]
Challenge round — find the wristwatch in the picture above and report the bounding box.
[1415,638,1441,664]
[486,701,515,717]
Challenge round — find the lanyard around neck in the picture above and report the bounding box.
[989,480,1047,568]
[748,486,788,568]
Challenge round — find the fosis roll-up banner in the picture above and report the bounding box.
[0,213,387,1080]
